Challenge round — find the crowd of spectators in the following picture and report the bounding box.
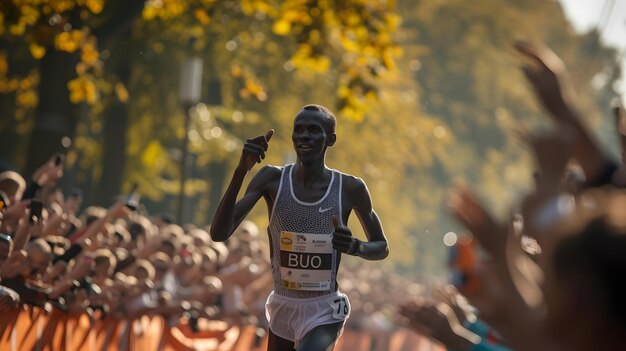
[398,42,626,351]
[0,151,416,344]
[0,153,278,333]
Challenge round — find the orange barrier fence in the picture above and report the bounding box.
[0,306,445,351]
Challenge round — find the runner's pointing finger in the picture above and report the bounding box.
[265,129,274,143]
[260,129,274,151]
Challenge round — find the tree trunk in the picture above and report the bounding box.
[92,0,144,205]
[24,50,78,178]
[205,159,229,224]
[95,43,131,205]
[96,98,128,205]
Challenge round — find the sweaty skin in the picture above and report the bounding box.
[210,107,389,351]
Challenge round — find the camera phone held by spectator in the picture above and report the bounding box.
[29,199,43,224]
[54,153,65,166]
[125,183,140,211]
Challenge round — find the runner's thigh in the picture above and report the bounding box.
[298,322,343,351]
[268,328,296,351]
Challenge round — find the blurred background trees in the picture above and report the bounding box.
[0,0,621,279]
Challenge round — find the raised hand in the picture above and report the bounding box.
[331,215,360,256]
[433,284,476,325]
[0,287,20,311]
[32,154,64,187]
[514,41,575,118]
[447,184,506,260]
[516,41,609,186]
[0,199,30,233]
[107,201,133,219]
[239,129,274,172]
[447,183,549,350]
[398,298,480,349]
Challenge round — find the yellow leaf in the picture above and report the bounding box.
[85,80,98,103]
[67,75,98,104]
[383,49,395,69]
[346,13,361,26]
[272,20,291,36]
[21,6,40,25]
[194,9,211,25]
[337,85,350,98]
[19,77,33,90]
[308,56,330,73]
[245,79,263,94]
[50,1,76,13]
[75,62,87,75]
[115,82,129,103]
[56,30,84,53]
[16,90,38,108]
[86,0,104,14]
[142,6,159,20]
[385,13,401,29]
[308,29,321,45]
[29,43,46,59]
[68,79,85,103]
[283,10,310,24]
[80,42,99,65]
[231,65,242,77]
[9,23,26,36]
[340,37,359,52]
[142,140,163,167]
[355,26,369,41]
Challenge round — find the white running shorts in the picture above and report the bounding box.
[265,291,351,349]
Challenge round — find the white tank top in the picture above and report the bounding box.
[268,164,343,298]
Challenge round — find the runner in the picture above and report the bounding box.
[210,104,389,351]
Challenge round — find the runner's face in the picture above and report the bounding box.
[292,111,334,162]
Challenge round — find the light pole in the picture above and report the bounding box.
[178,57,203,225]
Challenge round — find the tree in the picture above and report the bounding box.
[391,0,622,276]
[0,0,401,208]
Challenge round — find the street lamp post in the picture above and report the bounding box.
[178,57,203,225]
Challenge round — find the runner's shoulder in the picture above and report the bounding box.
[339,173,368,194]
[253,165,283,182]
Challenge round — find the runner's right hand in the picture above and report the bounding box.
[239,129,274,172]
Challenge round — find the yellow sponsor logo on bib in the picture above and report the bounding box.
[280,231,294,251]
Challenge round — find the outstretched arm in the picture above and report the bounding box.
[210,130,274,242]
[332,177,389,260]
[515,41,611,184]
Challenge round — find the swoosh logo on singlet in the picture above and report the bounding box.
[318,206,333,213]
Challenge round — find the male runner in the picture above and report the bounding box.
[210,104,389,351]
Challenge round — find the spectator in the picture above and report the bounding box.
[0,171,26,205]
[0,233,20,311]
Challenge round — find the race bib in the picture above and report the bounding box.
[330,296,350,319]
[279,231,333,291]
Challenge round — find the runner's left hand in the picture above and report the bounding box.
[331,216,360,256]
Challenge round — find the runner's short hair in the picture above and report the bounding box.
[302,104,336,135]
